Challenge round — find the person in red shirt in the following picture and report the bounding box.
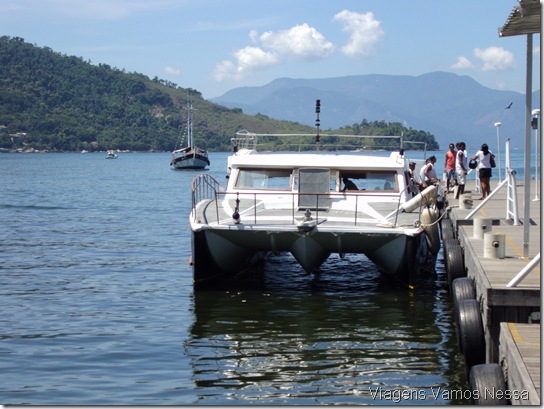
[444,143,457,193]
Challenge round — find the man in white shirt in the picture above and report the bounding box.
[455,142,468,198]
[419,155,439,188]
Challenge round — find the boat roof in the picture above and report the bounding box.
[229,151,406,171]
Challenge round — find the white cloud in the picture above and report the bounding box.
[451,56,475,70]
[259,23,334,60]
[213,10,383,83]
[333,10,384,58]
[473,46,516,71]
[164,66,180,75]
[214,23,332,82]
[213,46,278,81]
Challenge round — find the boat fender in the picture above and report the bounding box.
[421,207,440,254]
[468,364,508,405]
[232,195,241,223]
[456,299,485,369]
[402,185,436,213]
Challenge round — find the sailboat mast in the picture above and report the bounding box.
[186,100,193,149]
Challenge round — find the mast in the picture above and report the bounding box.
[186,99,193,149]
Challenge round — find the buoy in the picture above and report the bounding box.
[421,207,440,254]
[473,217,492,239]
[483,232,505,259]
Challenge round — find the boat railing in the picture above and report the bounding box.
[193,188,431,230]
[232,131,406,153]
[191,174,222,214]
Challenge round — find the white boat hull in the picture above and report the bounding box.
[172,155,209,169]
[171,148,209,170]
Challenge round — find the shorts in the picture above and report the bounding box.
[479,168,492,178]
[445,169,456,179]
[456,171,466,185]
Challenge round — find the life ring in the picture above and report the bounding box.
[468,364,508,405]
[456,299,486,370]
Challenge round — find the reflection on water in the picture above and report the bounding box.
[186,254,468,405]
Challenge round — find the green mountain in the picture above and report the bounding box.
[0,36,438,152]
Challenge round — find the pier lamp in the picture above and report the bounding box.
[494,122,502,181]
[531,109,540,201]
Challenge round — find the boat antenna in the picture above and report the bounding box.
[315,99,321,143]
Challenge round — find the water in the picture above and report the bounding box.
[0,151,535,405]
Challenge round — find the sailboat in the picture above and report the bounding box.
[170,101,210,170]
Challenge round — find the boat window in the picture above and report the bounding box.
[235,168,293,190]
[339,171,397,192]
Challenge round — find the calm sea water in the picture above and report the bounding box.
[0,150,536,405]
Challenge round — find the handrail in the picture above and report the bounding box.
[464,177,509,219]
[466,138,520,224]
[191,174,221,214]
[232,131,406,153]
[506,253,540,287]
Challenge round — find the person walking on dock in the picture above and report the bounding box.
[470,143,494,200]
[444,143,457,193]
[455,142,468,198]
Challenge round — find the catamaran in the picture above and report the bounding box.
[189,102,443,288]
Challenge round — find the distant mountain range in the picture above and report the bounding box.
[211,72,540,151]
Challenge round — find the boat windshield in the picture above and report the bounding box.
[235,168,292,190]
[339,171,397,191]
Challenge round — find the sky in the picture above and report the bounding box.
[1,0,541,100]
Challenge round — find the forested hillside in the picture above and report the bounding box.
[0,36,438,152]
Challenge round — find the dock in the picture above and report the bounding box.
[499,322,540,405]
[445,178,540,405]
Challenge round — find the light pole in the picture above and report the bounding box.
[494,122,502,181]
[531,109,540,201]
